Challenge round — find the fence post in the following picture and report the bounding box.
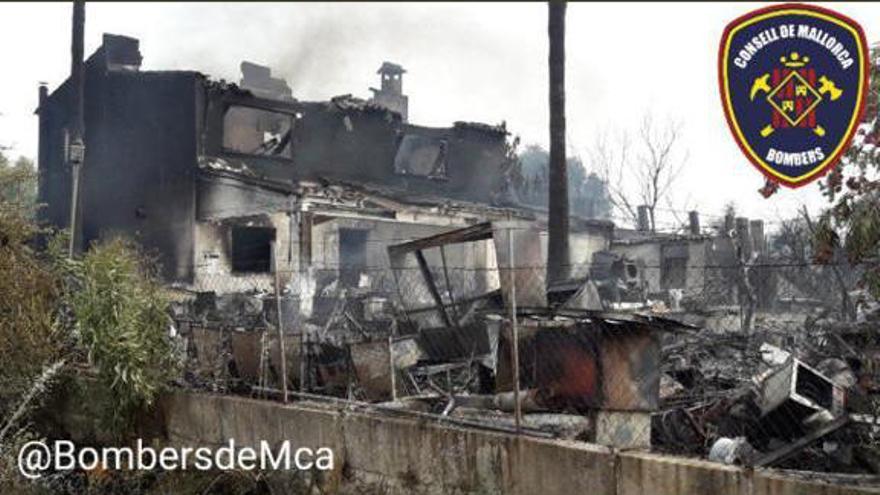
[388,334,397,401]
[508,227,522,433]
[300,331,307,393]
[272,242,289,403]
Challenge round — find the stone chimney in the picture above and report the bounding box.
[688,211,700,235]
[723,212,735,236]
[240,61,293,101]
[636,205,650,232]
[100,34,142,71]
[369,61,408,122]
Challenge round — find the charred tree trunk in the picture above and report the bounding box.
[547,1,570,286]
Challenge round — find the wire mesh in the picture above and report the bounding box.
[167,229,879,475]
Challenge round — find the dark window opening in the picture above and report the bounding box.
[223,106,294,158]
[660,244,688,290]
[339,229,368,287]
[393,134,448,179]
[661,257,687,290]
[231,226,275,273]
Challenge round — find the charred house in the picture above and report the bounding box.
[37,34,606,300]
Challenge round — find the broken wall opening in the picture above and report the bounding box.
[230,225,276,273]
[393,133,448,179]
[660,243,688,290]
[338,228,369,287]
[222,105,295,158]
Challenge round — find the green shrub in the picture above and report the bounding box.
[67,238,179,435]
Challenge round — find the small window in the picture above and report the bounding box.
[393,134,447,179]
[223,106,294,158]
[660,244,688,290]
[661,257,687,289]
[338,229,368,287]
[230,226,275,273]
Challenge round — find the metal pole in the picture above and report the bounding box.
[388,334,397,401]
[257,328,267,400]
[299,332,307,392]
[67,0,86,258]
[508,227,521,433]
[67,166,81,257]
[272,242,289,403]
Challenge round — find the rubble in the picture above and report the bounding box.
[653,310,880,476]
[168,218,879,483]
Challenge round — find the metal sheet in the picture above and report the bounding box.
[418,321,492,362]
[492,222,547,308]
[496,315,661,413]
[350,340,393,401]
[229,331,301,387]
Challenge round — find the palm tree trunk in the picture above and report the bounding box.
[547,1,570,286]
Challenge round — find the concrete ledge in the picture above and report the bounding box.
[162,391,880,495]
[617,451,748,495]
[753,470,879,495]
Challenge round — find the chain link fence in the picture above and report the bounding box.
[166,228,880,476]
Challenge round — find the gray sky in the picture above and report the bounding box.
[1,2,878,230]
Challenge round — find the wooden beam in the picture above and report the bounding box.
[387,222,493,258]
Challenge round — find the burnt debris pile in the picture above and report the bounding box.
[657,311,879,477]
[167,221,880,484]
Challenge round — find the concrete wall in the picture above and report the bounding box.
[611,240,709,297]
[312,216,499,298]
[570,229,613,279]
[612,242,663,292]
[162,392,880,495]
[40,42,200,281]
[193,211,296,293]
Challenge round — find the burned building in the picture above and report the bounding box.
[610,229,713,300]
[36,34,562,295]
[607,210,772,310]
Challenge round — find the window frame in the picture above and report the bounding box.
[229,225,277,274]
[220,103,298,161]
[392,133,450,181]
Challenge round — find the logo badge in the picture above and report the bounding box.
[719,4,868,188]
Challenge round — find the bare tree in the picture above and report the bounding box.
[799,207,856,321]
[591,114,689,232]
[546,1,569,285]
[590,130,635,223]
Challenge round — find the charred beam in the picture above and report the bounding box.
[387,222,493,258]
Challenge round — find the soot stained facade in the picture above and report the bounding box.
[38,34,603,291]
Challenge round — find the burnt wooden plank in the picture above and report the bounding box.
[387,222,493,257]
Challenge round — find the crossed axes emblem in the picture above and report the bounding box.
[748,52,842,138]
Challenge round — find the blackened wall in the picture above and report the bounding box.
[203,96,512,206]
[293,111,512,205]
[39,51,201,280]
[39,35,516,284]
